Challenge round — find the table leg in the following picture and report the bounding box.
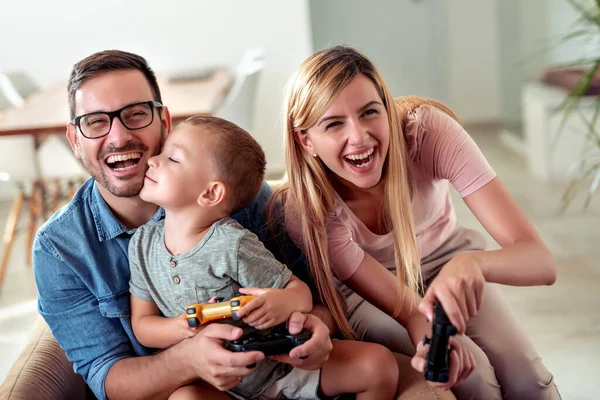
[0,190,25,290]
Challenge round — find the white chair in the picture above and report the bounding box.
[215,48,265,134]
[0,73,43,290]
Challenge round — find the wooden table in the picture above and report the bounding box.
[0,67,233,137]
[0,67,233,290]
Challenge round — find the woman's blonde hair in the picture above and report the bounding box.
[273,46,458,339]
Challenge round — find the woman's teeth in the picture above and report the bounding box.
[345,148,374,167]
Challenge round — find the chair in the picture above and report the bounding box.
[0,72,49,291]
[0,71,38,107]
[215,48,265,134]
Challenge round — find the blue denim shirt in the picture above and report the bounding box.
[33,178,309,400]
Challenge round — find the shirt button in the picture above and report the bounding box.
[170,260,177,268]
[173,276,181,284]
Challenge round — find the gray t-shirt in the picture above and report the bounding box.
[129,217,294,398]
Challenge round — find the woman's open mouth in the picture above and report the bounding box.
[344,147,375,169]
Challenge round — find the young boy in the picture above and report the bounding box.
[129,115,399,399]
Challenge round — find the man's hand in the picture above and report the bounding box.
[410,335,475,391]
[186,323,265,391]
[236,287,295,329]
[270,311,333,370]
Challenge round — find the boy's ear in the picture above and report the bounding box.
[293,130,313,153]
[197,181,226,207]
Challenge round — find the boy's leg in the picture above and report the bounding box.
[319,340,398,399]
[168,381,232,400]
[393,352,456,400]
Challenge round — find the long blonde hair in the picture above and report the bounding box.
[273,46,459,339]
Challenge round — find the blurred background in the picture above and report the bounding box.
[0,0,598,399]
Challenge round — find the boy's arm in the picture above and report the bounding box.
[130,295,197,349]
[237,275,312,329]
[282,275,313,312]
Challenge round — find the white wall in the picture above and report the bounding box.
[445,0,502,123]
[0,0,313,177]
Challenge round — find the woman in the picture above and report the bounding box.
[273,46,561,399]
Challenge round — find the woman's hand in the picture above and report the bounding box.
[419,253,484,334]
[270,311,333,370]
[411,335,476,391]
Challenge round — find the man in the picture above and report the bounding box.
[33,50,333,400]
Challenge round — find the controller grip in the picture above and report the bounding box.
[423,303,457,383]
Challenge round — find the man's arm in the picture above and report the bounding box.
[105,323,263,399]
[308,304,337,336]
[34,234,264,400]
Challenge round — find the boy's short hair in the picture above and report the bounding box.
[182,115,266,214]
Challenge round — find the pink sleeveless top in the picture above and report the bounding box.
[286,104,496,280]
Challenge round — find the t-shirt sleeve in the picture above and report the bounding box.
[284,204,364,281]
[236,230,293,290]
[404,104,496,197]
[128,229,153,301]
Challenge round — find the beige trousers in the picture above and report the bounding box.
[343,227,561,400]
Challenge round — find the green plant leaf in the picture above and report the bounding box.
[519,28,597,67]
[578,104,600,147]
[567,0,600,25]
[583,164,600,209]
[561,160,600,212]
[555,60,600,142]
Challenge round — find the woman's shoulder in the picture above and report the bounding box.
[396,99,462,162]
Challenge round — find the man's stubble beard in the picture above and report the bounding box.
[78,127,166,198]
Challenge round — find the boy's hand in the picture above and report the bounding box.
[235,287,294,329]
[176,312,200,339]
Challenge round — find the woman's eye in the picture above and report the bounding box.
[168,157,179,163]
[325,121,342,130]
[363,109,378,116]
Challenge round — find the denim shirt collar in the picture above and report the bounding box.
[90,181,164,242]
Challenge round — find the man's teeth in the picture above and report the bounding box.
[106,153,142,164]
[113,164,137,171]
[346,148,374,161]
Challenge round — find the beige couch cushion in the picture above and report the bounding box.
[0,315,87,400]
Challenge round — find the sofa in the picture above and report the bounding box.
[0,316,90,400]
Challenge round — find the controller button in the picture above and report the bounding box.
[231,300,240,307]
[186,308,196,314]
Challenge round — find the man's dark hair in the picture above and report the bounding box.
[68,50,162,120]
[182,115,266,214]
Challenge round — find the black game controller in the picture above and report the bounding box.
[423,302,458,383]
[226,324,312,357]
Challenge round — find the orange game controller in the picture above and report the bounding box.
[185,295,257,327]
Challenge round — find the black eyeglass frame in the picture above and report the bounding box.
[72,100,163,139]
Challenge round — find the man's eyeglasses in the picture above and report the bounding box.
[72,101,163,139]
